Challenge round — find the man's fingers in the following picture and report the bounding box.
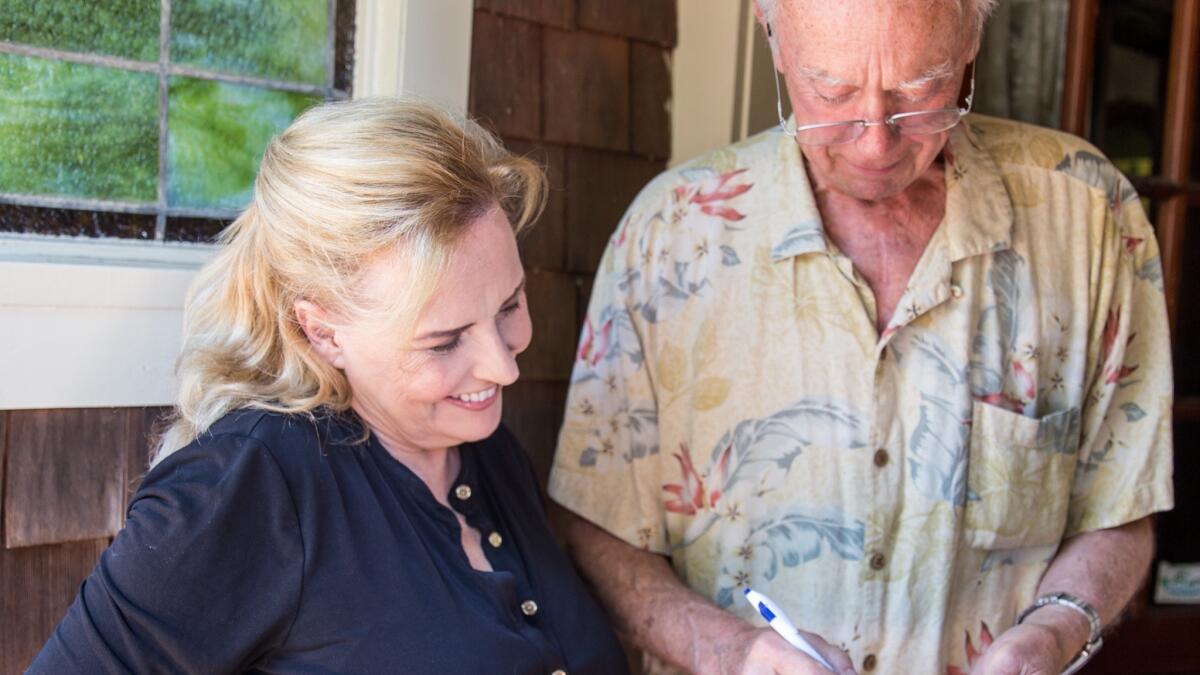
[796,630,857,674]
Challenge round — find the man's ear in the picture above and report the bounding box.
[752,1,783,70]
[294,299,346,369]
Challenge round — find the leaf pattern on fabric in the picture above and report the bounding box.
[770,219,825,259]
[1120,402,1147,422]
[711,506,865,608]
[1055,150,1140,207]
[1136,257,1164,290]
[900,334,973,504]
[968,249,1037,415]
[571,303,641,384]
[909,393,973,505]
[668,398,869,548]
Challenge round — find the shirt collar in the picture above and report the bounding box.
[940,115,1014,261]
[766,115,1014,263]
[767,128,828,261]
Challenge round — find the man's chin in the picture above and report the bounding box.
[830,174,911,203]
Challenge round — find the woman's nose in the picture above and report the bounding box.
[476,328,520,386]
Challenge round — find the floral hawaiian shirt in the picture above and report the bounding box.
[548,114,1175,674]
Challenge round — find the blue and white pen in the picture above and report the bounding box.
[743,587,836,672]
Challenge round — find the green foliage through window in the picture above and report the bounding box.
[0,0,351,241]
[0,54,159,202]
[172,0,329,86]
[169,78,318,209]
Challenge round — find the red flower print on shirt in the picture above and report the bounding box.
[1100,307,1139,384]
[946,622,994,675]
[663,442,732,515]
[576,317,613,367]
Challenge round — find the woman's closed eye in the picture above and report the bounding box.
[430,334,462,354]
[498,299,521,317]
[430,302,521,354]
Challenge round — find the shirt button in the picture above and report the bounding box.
[521,599,539,616]
[454,484,472,500]
[551,670,567,675]
[863,653,878,671]
[873,449,889,467]
[950,284,964,299]
[488,531,503,548]
[869,552,887,570]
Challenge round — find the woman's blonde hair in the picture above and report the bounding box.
[154,97,546,463]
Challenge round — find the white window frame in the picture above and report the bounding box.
[0,0,473,409]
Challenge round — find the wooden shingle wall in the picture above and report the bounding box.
[473,0,676,481]
[0,407,165,673]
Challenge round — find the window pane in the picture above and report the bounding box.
[1088,0,1172,179]
[0,54,158,203]
[0,0,159,61]
[165,216,229,242]
[171,0,329,86]
[1173,206,1200,397]
[0,203,155,239]
[333,0,355,92]
[167,77,318,209]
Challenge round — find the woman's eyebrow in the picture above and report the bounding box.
[414,278,525,341]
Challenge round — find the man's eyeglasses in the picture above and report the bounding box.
[774,63,975,146]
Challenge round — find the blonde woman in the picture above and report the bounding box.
[30,99,629,674]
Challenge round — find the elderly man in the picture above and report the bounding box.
[548,0,1174,673]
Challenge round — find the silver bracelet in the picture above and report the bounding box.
[1016,592,1103,675]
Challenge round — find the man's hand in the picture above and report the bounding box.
[966,621,1075,675]
[734,626,857,675]
[553,505,856,675]
[965,517,1154,674]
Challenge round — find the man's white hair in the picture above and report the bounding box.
[756,0,1000,38]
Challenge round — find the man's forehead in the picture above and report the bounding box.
[777,0,968,51]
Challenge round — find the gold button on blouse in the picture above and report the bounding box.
[488,531,503,548]
[454,484,472,500]
[520,599,539,616]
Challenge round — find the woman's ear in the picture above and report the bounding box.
[294,300,346,369]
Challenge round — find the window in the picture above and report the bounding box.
[0,0,356,243]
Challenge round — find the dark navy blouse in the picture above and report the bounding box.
[29,410,628,674]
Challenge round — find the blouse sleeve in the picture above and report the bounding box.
[27,434,304,674]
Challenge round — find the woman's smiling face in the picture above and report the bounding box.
[304,205,531,454]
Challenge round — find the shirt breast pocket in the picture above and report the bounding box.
[964,400,1082,550]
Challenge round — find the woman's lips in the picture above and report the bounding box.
[445,386,499,411]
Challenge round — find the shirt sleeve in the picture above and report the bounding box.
[548,189,672,555]
[1067,190,1175,536]
[27,434,304,674]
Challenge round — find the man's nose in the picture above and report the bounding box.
[854,120,901,157]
